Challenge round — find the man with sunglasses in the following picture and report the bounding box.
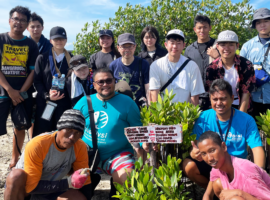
[74,67,144,199]
[109,33,150,108]
[0,6,39,169]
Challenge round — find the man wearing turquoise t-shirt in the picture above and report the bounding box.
[182,79,265,199]
[74,67,148,200]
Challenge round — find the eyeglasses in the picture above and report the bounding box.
[119,45,135,50]
[71,59,88,67]
[94,78,114,86]
[144,36,156,40]
[11,17,27,24]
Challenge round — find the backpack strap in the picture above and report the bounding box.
[160,59,190,93]
[86,96,98,150]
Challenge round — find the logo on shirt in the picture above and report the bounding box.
[94,111,108,129]
[1,44,29,77]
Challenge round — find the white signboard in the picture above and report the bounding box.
[125,125,182,144]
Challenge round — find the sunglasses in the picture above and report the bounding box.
[94,78,114,86]
[71,59,87,67]
[99,30,113,36]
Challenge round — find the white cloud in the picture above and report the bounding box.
[83,0,118,9]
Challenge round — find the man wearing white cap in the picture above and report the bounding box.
[205,30,256,114]
[149,29,205,104]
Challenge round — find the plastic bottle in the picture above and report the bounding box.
[51,74,59,90]
[58,74,65,92]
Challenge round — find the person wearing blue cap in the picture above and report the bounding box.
[240,8,270,119]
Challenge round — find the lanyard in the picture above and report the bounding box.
[216,108,233,142]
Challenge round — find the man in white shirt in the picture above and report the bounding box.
[149,29,205,105]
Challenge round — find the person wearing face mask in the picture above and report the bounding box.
[66,55,96,107]
[33,26,72,137]
[138,26,167,66]
[89,29,121,70]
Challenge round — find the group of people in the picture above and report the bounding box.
[0,4,270,200]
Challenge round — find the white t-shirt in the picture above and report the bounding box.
[149,55,205,103]
[223,65,239,105]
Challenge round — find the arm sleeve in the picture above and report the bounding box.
[127,100,142,127]
[89,54,96,71]
[142,60,150,85]
[73,140,91,185]
[191,116,204,139]
[241,60,256,94]
[34,54,49,100]
[149,61,161,90]
[209,168,220,182]
[28,42,39,71]
[190,62,205,96]
[246,116,263,149]
[24,140,46,193]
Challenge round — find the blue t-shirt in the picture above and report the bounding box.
[109,56,149,106]
[192,108,262,158]
[74,92,142,161]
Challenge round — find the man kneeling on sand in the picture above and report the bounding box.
[4,109,93,200]
[198,131,270,200]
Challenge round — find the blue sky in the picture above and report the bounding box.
[0,0,269,50]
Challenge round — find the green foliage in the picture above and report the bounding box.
[140,89,200,151]
[256,109,270,145]
[113,155,190,200]
[73,0,256,59]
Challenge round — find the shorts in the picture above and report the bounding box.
[97,151,135,176]
[186,156,212,179]
[0,97,32,136]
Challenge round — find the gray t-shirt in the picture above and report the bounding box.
[89,51,115,70]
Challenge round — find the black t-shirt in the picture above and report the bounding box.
[89,51,115,70]
[0,32,39,96]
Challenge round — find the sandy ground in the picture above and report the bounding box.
[0,117,204,200]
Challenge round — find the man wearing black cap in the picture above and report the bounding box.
[240,8,270,118]
[66,55,96,107]
[90,29,120,70]
[0,6,39,169]
[4,109,93,200]
[33,26,72,137]
[109,33,150,108]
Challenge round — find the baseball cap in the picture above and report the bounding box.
[99,29,113,37]
[166,29,185,40]
[50,26,67,40]
[69,55,88,71]
[117,33,135,46]
[216,30,239,43]
[252,8,270,28]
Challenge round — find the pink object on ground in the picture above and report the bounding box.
[210,155,270,200]
[71,169,88,189]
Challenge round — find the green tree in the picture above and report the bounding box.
[73,0,256,61]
